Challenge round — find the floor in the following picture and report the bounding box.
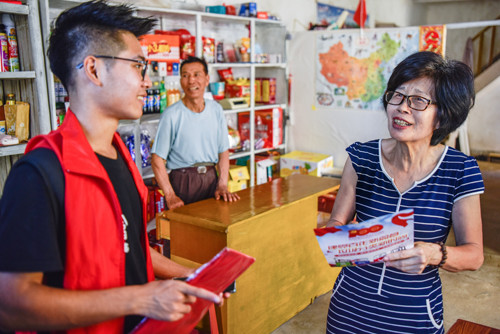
[272,160,500,334]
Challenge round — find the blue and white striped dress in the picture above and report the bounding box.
[327,139,484,334]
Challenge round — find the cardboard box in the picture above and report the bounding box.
[228,165,249,192]
[256,158,277,185]
[140,34,180,62]
[228,179,248,192]
[229,165,250,182]
[238,108,283,150]
[280,151,333,177]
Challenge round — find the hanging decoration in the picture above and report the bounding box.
[419,25,446,56]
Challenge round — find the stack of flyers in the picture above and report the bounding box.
[314,210,414,267]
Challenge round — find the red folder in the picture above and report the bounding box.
[130,247,255,334]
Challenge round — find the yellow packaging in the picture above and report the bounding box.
[280,151,333,177]
[4,101,30,141]
[228,179,248,192]
[4,103,16,136]
[229,165,250,182]
[15,102,30,142]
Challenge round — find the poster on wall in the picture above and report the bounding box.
[315,26,445,111]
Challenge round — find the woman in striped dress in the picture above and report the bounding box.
[326,51,484,334]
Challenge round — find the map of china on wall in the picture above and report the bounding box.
[316,27,426,111]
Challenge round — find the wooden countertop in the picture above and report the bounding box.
[165,174,340,232]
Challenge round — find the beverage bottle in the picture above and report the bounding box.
[142,95,148,114]
[167,80,176,106]
[56,102,65,127]
[0,32,8,72]
[1,14,19,72]
[173,80,181,103]
[159,80,167,112]
[6,93,15,105]
[151,81,159,113]
[147,88,154,113]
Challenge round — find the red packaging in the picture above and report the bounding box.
[154,188,165,214]
[224,5,236,15]
[257,12,268,19]
[139,34,180,62]
[225,83,251,98]
[217,67,234,83]
[147,187,156,222]
[154,29,193,60]
[202,36,215,63]
[237,108,283,149]
[317,191,338,213]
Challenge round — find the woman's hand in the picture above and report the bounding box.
[383,241,443,274]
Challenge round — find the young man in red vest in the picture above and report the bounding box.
[0,1,221,333]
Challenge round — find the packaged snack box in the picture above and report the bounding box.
[280,151,333,177]
[140,34,180,62]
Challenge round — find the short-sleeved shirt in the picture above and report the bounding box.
[327,139,484,334]
[151,99,229,170]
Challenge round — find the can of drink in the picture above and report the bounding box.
[147,89,154,113]
[0,33,9,72]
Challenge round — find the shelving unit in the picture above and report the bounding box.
[41,1,289,187]
[0,0,52,193]
[141,7,289,187]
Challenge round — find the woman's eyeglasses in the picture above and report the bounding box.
[385,91,436,111]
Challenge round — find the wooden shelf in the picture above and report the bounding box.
[0,143,27,157]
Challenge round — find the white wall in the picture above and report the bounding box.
[468,77,500,154]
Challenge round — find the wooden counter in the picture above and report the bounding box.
[164,174,341,334]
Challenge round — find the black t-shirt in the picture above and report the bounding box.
[0,148,148,333]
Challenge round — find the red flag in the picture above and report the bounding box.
[353,0,367,28]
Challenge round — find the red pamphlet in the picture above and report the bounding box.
[130,247,255,334]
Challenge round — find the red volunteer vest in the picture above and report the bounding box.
[25,109,155,334]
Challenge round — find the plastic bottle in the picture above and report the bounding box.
[159,80,167,112]
[1,14,19,72]
[56,102,65,127]
[153,81,160,113]
[173,79,181,103]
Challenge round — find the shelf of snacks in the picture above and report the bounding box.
[42,1,288,187]
[0,0,52,192]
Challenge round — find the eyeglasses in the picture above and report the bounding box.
[385,91,436,111]
[76,55,148,80]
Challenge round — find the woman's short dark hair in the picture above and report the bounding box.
[48,0,156,92]
[383,51,475,146]
[180,56,208,75]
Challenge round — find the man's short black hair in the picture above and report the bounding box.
[180,56,208,75]
[383,51,475,146]
[48,0,156,92]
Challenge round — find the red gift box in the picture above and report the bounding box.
[238,108,283,150]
